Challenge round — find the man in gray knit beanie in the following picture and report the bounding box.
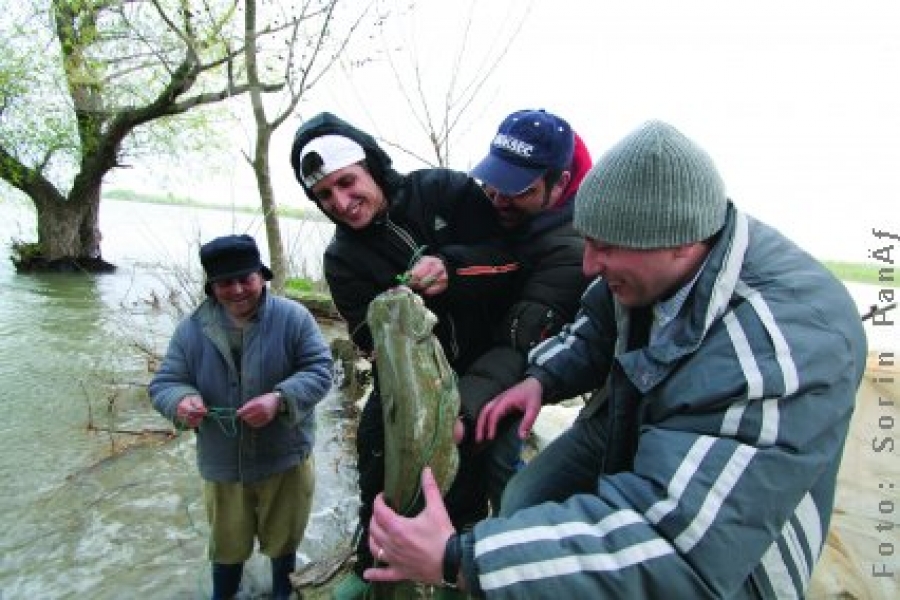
[566,120,731,308]
[365,119,867,600]
[574,120,727,250]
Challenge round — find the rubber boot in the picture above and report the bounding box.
[331,571,368,600]
[271,553,297,600]
[211,562,243,600]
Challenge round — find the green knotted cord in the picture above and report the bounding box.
[205,407,239,438]
[397,371,458,518]
[395,245,429,286]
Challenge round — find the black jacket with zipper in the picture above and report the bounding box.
[291,113,526,557]
[291,112,522,388]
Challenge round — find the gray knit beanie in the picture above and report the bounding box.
[573,120,727,249]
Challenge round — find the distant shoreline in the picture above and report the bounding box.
[103,188,328,222]
[5,191,896,288]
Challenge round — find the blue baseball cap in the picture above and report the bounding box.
[471,109,575,195]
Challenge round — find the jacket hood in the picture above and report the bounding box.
[290,112,403,205]
[552,131,592,209]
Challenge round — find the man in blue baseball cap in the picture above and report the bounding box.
[472,108,590,230]
[468,108,593,353]
[473,109,575,193]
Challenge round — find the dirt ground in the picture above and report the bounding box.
[809,358,899,600]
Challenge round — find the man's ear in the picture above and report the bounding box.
[672,241,703,259]
[546,171,572,207]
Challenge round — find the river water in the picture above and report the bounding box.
[0,199,359,599]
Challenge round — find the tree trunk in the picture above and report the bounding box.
[243,0,285,294]
[35,187,100,260]
[254,128,286,294]
[15,184,112,273]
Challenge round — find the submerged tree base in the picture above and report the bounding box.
[12,254,117,274]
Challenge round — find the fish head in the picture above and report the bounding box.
[367,286,438,342]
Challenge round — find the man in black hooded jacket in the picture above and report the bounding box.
[291,112,526,599]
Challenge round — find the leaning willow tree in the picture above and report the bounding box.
[0,0,348,271]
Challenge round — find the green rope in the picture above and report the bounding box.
[398,372,459,517]
[174,407,239,438]
[395,245,429,286]
[205,407,239,438]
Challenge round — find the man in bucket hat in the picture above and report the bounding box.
[364,120,867,599]
[150,234,333,599]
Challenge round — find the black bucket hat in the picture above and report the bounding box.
[200,234,273,294]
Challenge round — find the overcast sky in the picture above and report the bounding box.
[127,0,900,263]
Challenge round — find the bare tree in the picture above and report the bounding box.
[241,0,368,292]
[342,0,533,168]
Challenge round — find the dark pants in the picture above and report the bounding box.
[352,389,521,575]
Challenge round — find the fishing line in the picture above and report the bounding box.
[397,371,458,518]
[176,407,240,437]
[174,407,242,597]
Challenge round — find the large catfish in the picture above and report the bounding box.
[367,285,460,513]
[367,286,460,598]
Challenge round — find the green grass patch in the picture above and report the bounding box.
[284,277,337,317]
[285,277,318,294]
[823,261,898,287]
[285,277,331,299]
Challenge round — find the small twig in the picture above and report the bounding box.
[85,425,176,437]
[79,379,95,430]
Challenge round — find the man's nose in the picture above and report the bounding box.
[330,189,353,212]
[491,193,512,208]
